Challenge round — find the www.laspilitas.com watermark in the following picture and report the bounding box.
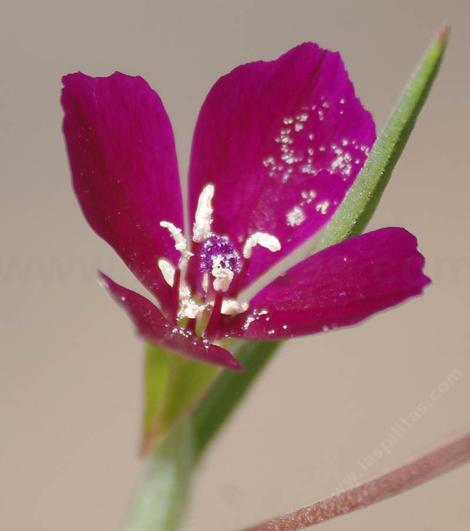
[331,368,463,495]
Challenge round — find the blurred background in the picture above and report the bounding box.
[1,0,469,529]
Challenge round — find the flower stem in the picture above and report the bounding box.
[246,432,470,531]
[125,340,281,531]
[124,418,194,531]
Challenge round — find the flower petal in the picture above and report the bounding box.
[189,43,375,289]
[62,72,183,310]
[99,273,241,370]
[225,228,430,339]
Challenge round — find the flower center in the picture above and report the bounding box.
[199,235,242,275]
[159,184,281,334]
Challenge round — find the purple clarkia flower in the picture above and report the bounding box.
[61,43,430,371]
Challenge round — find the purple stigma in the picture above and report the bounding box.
[199,235,242,274]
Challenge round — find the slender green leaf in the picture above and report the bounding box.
[316,27,449,251]
[191,340,281,462]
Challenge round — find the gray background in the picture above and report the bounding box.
[1,0,469,529]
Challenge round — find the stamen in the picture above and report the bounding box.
[243,232,281,259]
[205,291,224,338]
[157,258,176,287]
[160,187,280,334]
[178,298,206,320]
[177,283,206,320]
[212,267,234,292]
[160,221,188,254]
[193,184,215,242]
[221,299,249,316]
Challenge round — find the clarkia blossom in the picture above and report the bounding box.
[61,43,430,371]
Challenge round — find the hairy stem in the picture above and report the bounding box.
[246,432,470,531]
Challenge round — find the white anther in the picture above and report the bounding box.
[243,232,281,259]
[178,281,191,300]
[160,221,188,254]
[221,299,249,316]
[177,282,206,320]
[212,267,234,292]
[193,184,214,242]
[157,258,176,287]
[178,298,206,320]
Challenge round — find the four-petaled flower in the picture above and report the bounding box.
[61,42,430,370]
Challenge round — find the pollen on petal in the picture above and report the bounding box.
[286,205,306,227]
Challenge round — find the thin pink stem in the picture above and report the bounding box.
[187,241,200,293]
[169,268,181,324]
[230,257,249,297]
[205,291,223,338]
[246,432,470,531]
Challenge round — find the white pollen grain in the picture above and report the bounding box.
[286,206,306,227]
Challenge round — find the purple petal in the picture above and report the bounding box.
[99,273,241,370]
[225,228,430,339]
[62,72,183,311]
[189,43,375,289]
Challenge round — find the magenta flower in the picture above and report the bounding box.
[61,43,429,371]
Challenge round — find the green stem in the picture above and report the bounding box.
[123,417,194,531]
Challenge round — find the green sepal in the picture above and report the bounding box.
[141,343,218,453]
